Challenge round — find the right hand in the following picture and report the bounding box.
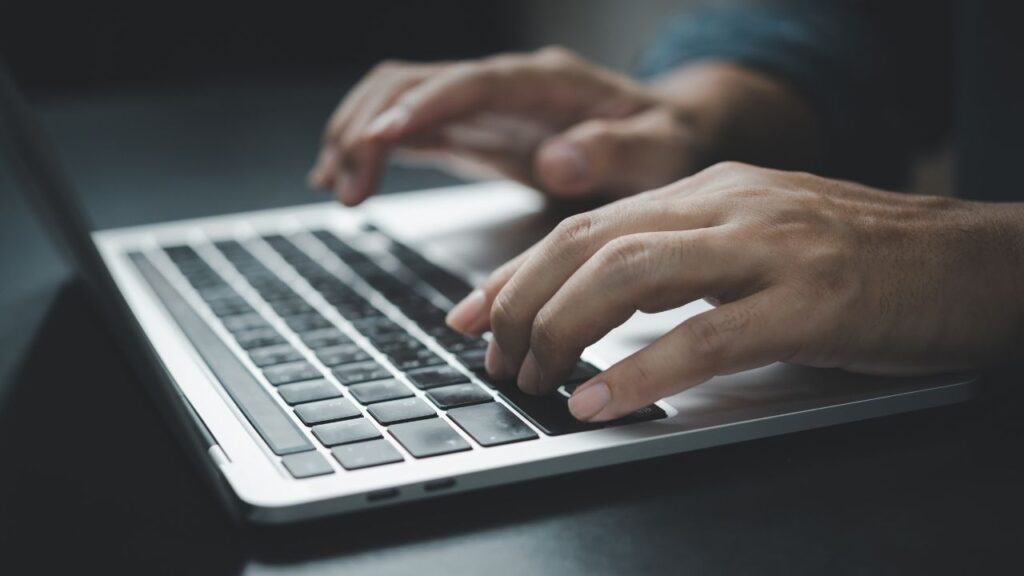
[308,47,706,205]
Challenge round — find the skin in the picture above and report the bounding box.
[445,163,1024,421]
[308,47,820,204]
[312,47,1024,422]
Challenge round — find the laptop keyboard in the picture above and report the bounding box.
[132,228,665,479]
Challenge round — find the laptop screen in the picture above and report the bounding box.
[0,63,108,294]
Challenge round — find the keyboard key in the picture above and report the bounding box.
[283,312,333,333]
[448,403,538,446]
[390,351,446,371]
[281,451,334,478]
[262,361,322,386]
[455,348,487,371]
[367,397,437,425]
[300,328,352,349]
[312,418,382,446]
[332,361,391,385]
[248,344,303,368]
[484,375,668,435]
[131,252,312,456]
[234,327,285,350]
[389,418,471,458]
[207,297,254,318]
[332,439,404,470]
[347,379,414,404]
[269,298,313,317]
[221,312,269,333]
[315,343,371,367]
[405,365,469,390]
[294,397,361,425]
[425,383,493,409]
[567,361,601,384]
[277,379,342,405]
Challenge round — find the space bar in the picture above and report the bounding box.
[129,252,314,455]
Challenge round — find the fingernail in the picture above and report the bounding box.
[485,340,509,380]
[446,289,486,332]
[568,381,611,421]
[367,106,410,137]
[518,351,543,395]
[541,141,586,188]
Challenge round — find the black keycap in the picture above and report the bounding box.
[315,344,371,367]
[207,297,254,317]
[223,313,270,333]
[405,365,469,389]
[332,439,404,470]
[248,344,303,368]
[131,253,312,456]
[269,298,313,317]
[390,351,446,371]
[300,328,352,349]
[455,348,487,371]
[234,327,286,350]
[347,379,414,404]
[277,379,342,405]
[312,418,382,446]
[567,361,601,384]
[389,418,471,458]
[447,402,538,446]
[367,397,437,425]
[284,312,333,333]
[294,397,361,425]
[262,361,322,386]
[281,451,334,478]
[484,375,668,435]
[425,383,493,409]
[332,361,391,385]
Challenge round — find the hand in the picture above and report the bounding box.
[308,47,707,205]
[445,162,1024,421]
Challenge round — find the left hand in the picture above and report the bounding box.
[445,162,1024,422]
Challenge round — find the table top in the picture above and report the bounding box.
[2,78,1022,576]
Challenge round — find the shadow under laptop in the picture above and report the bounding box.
[4,279,1023,575]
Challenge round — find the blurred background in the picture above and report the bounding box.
[1,0,949,379]
[0,0,698,386]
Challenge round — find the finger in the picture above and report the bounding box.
[488,197,720,379]
[568,288,801,422]
[533,107,696,198]
[311,66,396,189]
[332,71,432,204]
[520,229,761,394]
[446,246,537,334]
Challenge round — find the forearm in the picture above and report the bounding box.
[647,61,822,173]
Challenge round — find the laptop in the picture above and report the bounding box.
[0,65,977,524]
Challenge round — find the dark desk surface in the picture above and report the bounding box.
[2,78,1023,575]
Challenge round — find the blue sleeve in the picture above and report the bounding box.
[638,1,952,189]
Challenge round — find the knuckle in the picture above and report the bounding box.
[534,45,579,66]
[489,289,520,336]
[701,160,748,178]
[551,213,596,252]
[596,236,651,279]
[683,315,726,360]
[371,59,405,75]
[529,307,564,356]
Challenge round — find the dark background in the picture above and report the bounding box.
[4,2,1016,575]
[2,2,515,96]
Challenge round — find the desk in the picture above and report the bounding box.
[2,78,1022,575]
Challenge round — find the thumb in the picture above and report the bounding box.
[533,107,697,198]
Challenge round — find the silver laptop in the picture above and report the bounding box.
[1,66,977,524]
